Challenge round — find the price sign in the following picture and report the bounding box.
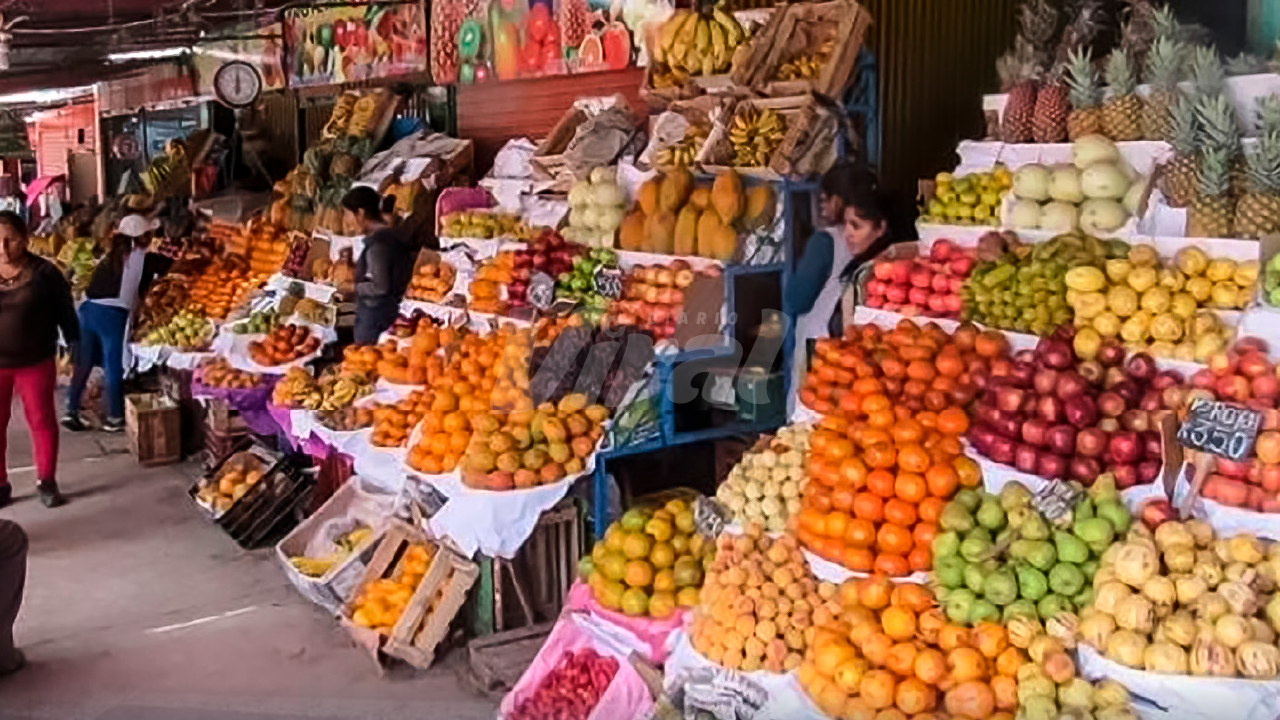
[1177,397,1262,461]
[693,496,732,539]
[527,271,554,312]
[1032,480,1082,524]
[593,265,624,299]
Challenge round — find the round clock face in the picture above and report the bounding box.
[214,61,263,108]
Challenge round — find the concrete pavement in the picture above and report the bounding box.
[0,409,498,720]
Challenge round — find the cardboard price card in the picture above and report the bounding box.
[1032,480,1082,523]
[1177,397,1262,461]
[527,271,555,311]
[594,265,624,299]
[693,496,732,539]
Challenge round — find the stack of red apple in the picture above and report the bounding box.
[862,239,975,318]
[1186,337,1280,512]
[967,325,1183,490]
[509,230,583,307]
[608,261,714,341]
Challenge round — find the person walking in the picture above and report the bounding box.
[0,211,78,508]
[343,187,415,343]
[61,215,172,433]
[0,519,26,676]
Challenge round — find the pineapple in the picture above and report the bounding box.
[1101,49,1143,141]
[1188,147,1235,238]
[1052,0,1102,68]
[1032,67,1070,143]
[1117,0,1158,70]
[1235,130,1280,239]
[1021,0,1061,67]
[1236,97,1280,238]
[1158,97,1199,207]
[1141,36,1185,142]
[1196,94,1245,199]
[1226,52,1268,76]
[1064,47,1103,140]
[1189,45,1227,102]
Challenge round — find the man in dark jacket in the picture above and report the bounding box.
[0,519,26,676]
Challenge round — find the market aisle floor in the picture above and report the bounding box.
[0,408,498,720]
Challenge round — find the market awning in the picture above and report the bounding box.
[25,174,64,206]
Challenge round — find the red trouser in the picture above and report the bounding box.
[0,359,58,485]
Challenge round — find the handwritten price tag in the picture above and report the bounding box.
[1176,397,1262,461]
[1032,480,1082,523]
[527,271,554,312]
[593,265,624,299]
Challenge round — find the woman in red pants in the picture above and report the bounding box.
[0,212,78,508]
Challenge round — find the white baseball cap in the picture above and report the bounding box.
[118,214,160,238]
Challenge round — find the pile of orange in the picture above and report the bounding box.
[798,409,980,577]
[405,260,457,302]
[799,320,1009,419]
[349,542,436,635]
[469,252,515,316]
[405,326,528,475]
[187,256,267,320]
[370,389,431,448]
[799,577,1021,720]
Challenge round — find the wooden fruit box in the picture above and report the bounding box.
[753,0,870,98]
[728,3,790,89]
[640,63,701,113]
[697,95,810,180]
[125,392,182,466]
[341,520,479,671]
[643,95,735,172]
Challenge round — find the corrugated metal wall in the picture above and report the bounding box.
[861,0,1019,196]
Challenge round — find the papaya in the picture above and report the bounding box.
[711,169,744,225]
[696,210,723,258]
[643,211,677,254]
[637,179,661,215]
[659,169,693,212]
[674,205,699,256]
[742,184,778,231]
[688,186,711,211]
[618,210,647,251]
[711,224,738,262]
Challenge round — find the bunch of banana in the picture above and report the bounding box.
[775,46,832,81]
[318,372,371,412]
[728,107,786,167]
[290,526,374,577]
[652,7,745,77]
[655,124,709,169]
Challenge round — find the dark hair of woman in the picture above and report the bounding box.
[0,211,27,241]
[342,186,384,221]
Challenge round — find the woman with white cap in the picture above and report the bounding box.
[62,214,172,434]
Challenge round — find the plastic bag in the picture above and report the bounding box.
[500,613,654,720]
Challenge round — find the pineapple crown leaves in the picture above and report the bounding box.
[1052,0,1103,68]
[1151,5,1179,42]
[1144,35,1185,89]
[1226,52,1268,77]
[1065,46,1101,110]
[1190,45,1226,100]
[1170,95,1199,154]
[1243,130,1280,195]
[1018,0,1061,55]
[1195,93,1243,154]
[997,36,1045,90]
[1104,48,1138,97]
[1256,95,1280,136]
[1196,146,1233,198]
[1118,0,1159,67]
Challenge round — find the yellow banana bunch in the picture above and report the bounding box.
[774,42,834,81]
[655,7,746,78]
[655,124,709,169]
[728,108,787,167]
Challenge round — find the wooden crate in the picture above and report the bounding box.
[204,398,247,435]
[341,521,479,671]
[190,446,313,549]
[485,499,584,633]
[202,426,251,472]
[464,623,554,697]
[698,96,810,180]
[753,0,871,98]
[125,393,182,466]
